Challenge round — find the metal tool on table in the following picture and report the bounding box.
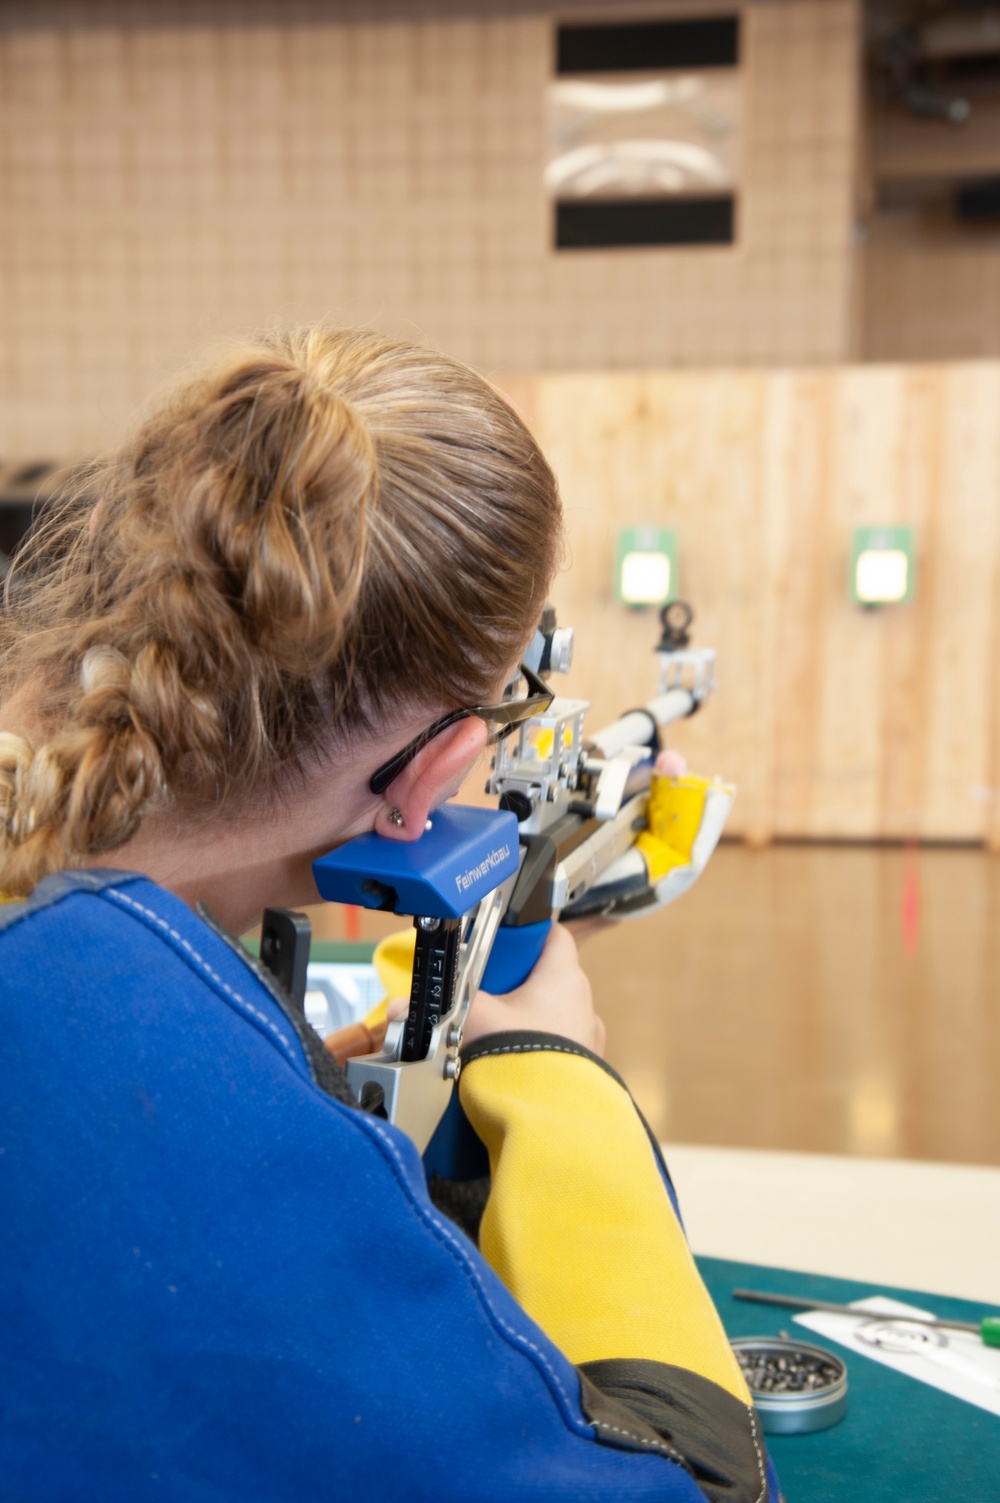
[733,1287,1000,1348]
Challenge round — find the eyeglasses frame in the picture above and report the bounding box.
[368,662,554,797]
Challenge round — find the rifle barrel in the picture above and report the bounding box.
[589,689,695,759]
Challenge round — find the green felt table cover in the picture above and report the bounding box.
[697,1256,999,1501]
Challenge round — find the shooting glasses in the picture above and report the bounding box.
[368,663,554,796]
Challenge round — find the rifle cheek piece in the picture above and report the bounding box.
[313,805,521,1154]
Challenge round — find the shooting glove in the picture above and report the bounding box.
[587,772,735,920]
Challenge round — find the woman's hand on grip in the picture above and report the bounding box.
[462,922,605,1056]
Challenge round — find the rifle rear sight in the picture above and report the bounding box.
[490,601,713,838]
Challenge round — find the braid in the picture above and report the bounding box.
[0,649,168,892]
[0,733,62,894]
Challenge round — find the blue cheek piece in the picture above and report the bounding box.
[312,804,520,921]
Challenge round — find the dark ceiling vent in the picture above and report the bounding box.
[955,176,1000,220]
[556,197,734,250]
[557,17,740,75]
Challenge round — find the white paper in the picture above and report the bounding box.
[794,1296,1000,1418]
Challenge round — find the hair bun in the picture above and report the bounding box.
[172,360,377,677]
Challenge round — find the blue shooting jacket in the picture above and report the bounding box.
[0,869,754,1502]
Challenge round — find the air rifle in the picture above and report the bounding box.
[269,602,733,1168]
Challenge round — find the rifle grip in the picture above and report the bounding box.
[480,920,552,994]
[422,920,552,1183]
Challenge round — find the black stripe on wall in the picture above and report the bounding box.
[555,197,735,249]
[955,177,1000,221]
[556,17,740,75]
[0,502,35,559]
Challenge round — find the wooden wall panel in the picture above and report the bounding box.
[507,361,1000,843]
[763,371,837,837]
[925,367,1000,839]
[532,370,777,837]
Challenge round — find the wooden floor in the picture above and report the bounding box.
[310,844,1000,1168]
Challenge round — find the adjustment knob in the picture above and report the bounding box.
[547,626,574,675]
[499,790,534,822]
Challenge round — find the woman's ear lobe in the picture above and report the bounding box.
[373,800,414,841]
[374,717,488,841]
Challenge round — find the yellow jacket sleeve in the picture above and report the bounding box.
[458,1030,750,1407]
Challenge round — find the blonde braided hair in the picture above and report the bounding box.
[0,327,561,893]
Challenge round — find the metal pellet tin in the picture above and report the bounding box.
[731,1337,848,1435]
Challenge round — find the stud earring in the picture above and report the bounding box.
[387,807,405,828]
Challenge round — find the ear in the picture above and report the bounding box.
[372,717,488,841]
